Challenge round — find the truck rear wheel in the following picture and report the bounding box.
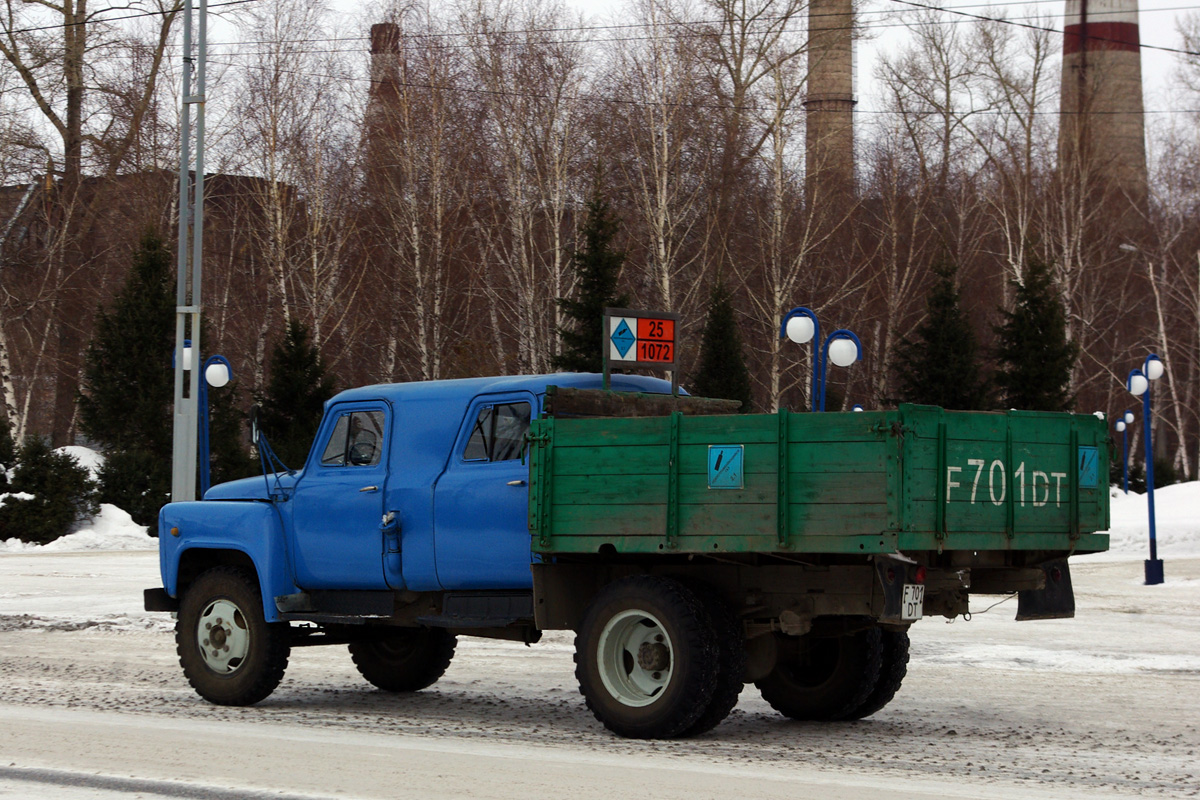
[843,628,909,719]
[349,628,457,692]
[755,626,882,721]
[680,585,745,736]
[176,567,291,706]
[575,576,718,739]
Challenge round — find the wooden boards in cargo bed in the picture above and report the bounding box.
[527,404,1110,556]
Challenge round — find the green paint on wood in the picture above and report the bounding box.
[529,405,1110,556]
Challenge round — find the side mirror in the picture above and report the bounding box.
[249,405,261,446]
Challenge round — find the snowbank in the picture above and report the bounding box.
[56,445,104,480]
[0,503,154,553]
[1101,481,1200,559]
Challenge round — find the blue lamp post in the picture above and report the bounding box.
[780,308,862,412]
[198,354,232,497]
[817,329,863,412]
[1115,410,1135,495]
[1127,354,1165,585]
[780,307,820,412]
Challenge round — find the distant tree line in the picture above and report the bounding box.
[0,0,1197,490]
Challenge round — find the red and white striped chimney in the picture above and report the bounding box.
[1059,0,1148,213]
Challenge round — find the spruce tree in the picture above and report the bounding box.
[0,413,13,493]
[553,193,629,373]
[893,258,991,410]
[78,229,175,454]
[691,282,753,412]
[0,437,97,545]
[256,320,336,468]
[77,229,175,531]
[994,257,1079,412]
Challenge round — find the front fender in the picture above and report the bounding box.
[158,500,298,622]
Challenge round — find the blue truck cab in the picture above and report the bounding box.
[151,372,675,620]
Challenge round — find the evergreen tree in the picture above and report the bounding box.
[553,192,629,373]
[994,257,1079,412]
[77,230,175,531]
[893,257,991,410]
[207,383,256,486]
[0,437,97,545]
[691,282,753,412]
[0,413,13,493]
[256,320,336,468]
[78,229,175,454]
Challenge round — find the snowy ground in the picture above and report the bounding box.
[0,483,1198,798]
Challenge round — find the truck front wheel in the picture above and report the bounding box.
[755,626,883,721]
[176,567,291,706]
[348,628,457,692]
[575,576,718,739]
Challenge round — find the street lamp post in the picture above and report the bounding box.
[198,354,232,497]
[1127,354,1165,585]
[817,330,864,411]
[780,307,862,412]
[1115,410,1135,495]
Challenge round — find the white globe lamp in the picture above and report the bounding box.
[786,316,814,345]
[828,337,859,368]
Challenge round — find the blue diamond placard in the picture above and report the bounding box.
[610,318,635,359]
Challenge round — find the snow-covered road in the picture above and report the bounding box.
[0,550,1198,799]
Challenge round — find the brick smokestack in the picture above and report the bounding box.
[365,23,401,194]
[805,0,855,203]
[1058,0,1148,213]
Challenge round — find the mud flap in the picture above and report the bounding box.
[1016,559,1075,620]
[874,555,909,624]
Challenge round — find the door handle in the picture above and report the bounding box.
[507,480,526,486]
[359,485,379,492]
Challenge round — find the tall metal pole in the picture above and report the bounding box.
[172,0,207,502]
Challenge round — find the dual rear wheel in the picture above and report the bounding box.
[575,577,910,737]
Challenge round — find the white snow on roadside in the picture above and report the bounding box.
[0,504,153,553]
[1096,481,1200,560]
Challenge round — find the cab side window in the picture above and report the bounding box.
[463,402,531,462]
[320,410,385,467]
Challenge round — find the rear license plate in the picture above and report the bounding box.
[902,584,925,621]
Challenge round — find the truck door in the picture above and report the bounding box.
[289,402,390,590]
[432,393,535,590]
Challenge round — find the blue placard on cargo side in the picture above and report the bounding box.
[1078,446,1099,488]
[708,445,744,489]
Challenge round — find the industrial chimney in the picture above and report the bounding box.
[805,0,855,204]
[1058,0,1148,214]
[365,23,401,194]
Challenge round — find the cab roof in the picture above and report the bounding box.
[328,372,678,407]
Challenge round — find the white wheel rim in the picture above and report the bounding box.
[596,609,673,707]
[197,598,250,674]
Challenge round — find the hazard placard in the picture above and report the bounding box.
[605,309,678,367]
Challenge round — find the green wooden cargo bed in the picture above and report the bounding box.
[528,403,1110,557]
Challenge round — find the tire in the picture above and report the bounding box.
[349,627,457,692]
[679,585,745,737]
[843,628,909,720]
[176,567,290,706]
[574,575,718,739]
[755,625,883,721]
